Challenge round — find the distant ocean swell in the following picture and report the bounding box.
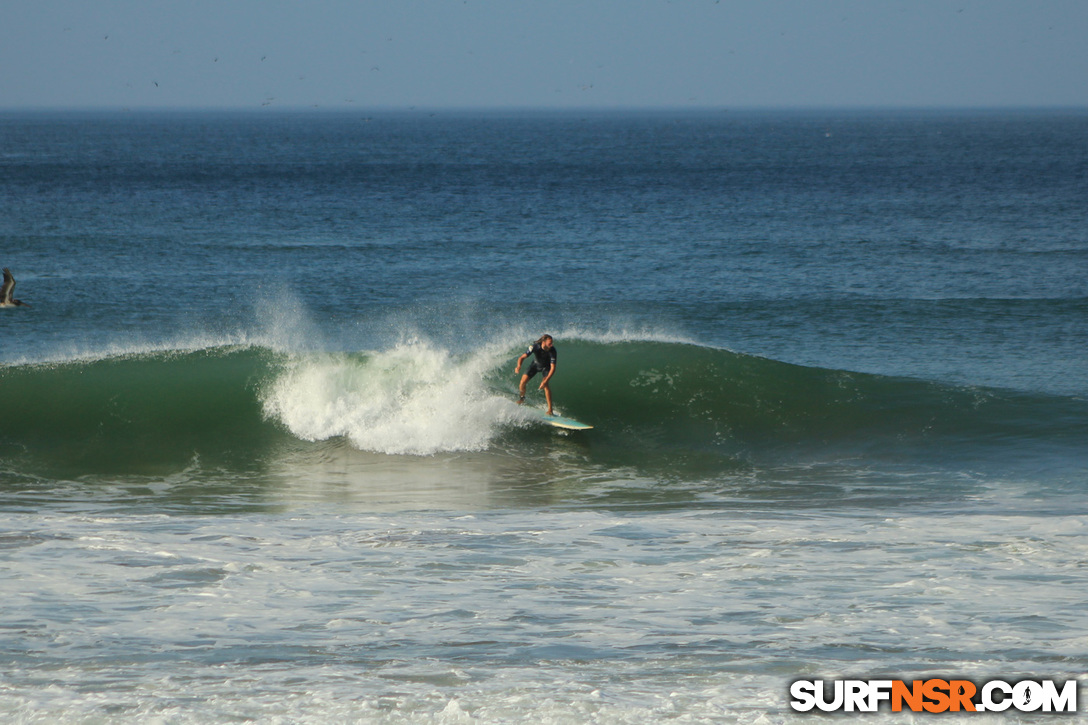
[1,337,1084,475]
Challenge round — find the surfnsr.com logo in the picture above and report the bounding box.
[790,679,1078,714]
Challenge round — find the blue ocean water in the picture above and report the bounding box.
[1,110,1086,722]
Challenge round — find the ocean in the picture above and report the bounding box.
[1,109,1086,722]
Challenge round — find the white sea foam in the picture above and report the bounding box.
[261,338,527,455]
[551,324,697,347]
[4,508,1086,723]
[0,332,254,368]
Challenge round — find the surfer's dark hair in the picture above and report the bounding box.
[536,334,553,346]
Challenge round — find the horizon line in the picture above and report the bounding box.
[2,103,1087,115]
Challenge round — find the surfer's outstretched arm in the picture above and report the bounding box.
[539,363,554,390]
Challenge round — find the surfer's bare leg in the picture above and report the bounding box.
[541,382,554,415]
[518,374,529,403]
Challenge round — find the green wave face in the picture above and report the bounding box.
[0,347,286,475]
[2,340,1084,479]
[517,340,1088,467]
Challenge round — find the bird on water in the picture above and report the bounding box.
[1,268,30,307]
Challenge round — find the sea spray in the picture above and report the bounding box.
[261,339,525,456]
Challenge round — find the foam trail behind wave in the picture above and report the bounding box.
[261,339,525,456]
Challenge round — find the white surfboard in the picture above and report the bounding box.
[535,409,593,430]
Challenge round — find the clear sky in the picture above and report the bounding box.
[2,0,1086,111]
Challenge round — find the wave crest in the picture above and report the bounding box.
[2,335,1084,473]
[261,340,523,456]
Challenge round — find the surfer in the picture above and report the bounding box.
[1,268,30,308]
[515,334,557,415]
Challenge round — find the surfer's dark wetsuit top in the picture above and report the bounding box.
[524,342,557,379]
